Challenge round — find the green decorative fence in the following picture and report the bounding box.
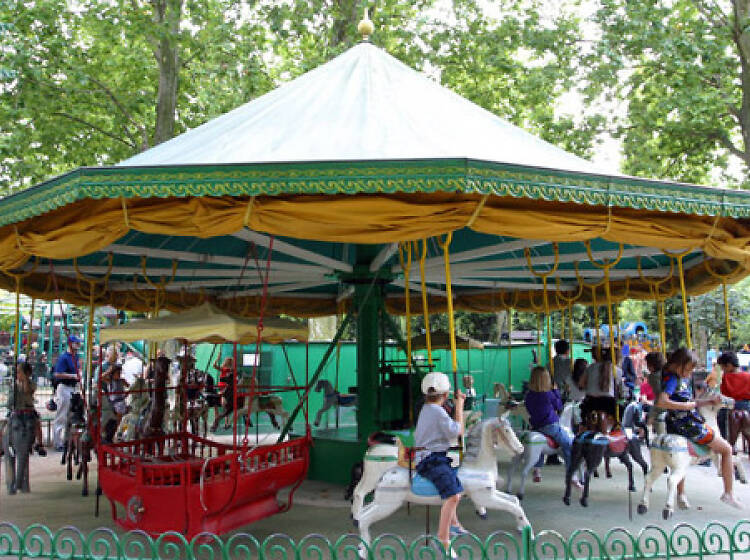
[2,522,750,560]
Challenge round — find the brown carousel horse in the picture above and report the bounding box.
[138,356,171,439]
[728,408,750,460]
[60,392,93,495]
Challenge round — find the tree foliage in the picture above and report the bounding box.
[586,0,749,185]
[0,0,599,192]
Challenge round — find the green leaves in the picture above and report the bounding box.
[584,0,747,185]
[0,0,599,193]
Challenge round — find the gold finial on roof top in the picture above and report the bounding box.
[358,7,374,41]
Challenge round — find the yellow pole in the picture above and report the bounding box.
[585,241,624,422]
[525,244,560,373]
[703,260,740,348]
[26,298,34,354]
[662,249,694,350]
[507,307,513,388]
[419,239,433,367]
[723,283,731,345]
[399,242,413,372]
[438,233,458,378]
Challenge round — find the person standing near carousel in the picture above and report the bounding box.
[52,335,81,451]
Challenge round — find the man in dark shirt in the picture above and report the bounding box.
[52,335,82,451]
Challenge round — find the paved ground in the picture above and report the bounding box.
[2,445,748,543]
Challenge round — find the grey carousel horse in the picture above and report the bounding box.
[4,410,36,494]
[314,379,357,427]
[505,402,580,499]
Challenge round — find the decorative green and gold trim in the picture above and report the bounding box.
[1,158,748,228]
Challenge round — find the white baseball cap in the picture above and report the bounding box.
[421,371,451,395]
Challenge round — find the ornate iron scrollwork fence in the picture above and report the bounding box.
[1,521,749,560]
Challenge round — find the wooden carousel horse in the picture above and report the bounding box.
[494,382,530,427]
[563,409,648,507]
[115,377,149,442]
[61,392,92,494]
[505,402,580,499]
[352,414,530,548]
[727,407,750,477]
[237,394,289,430]
[314,379,357,427]
[638,393,735,520]
[4,409,35,494]
[170,387,209,437]
[133,356,171,440]
[699,389,746,483]
[347,411,483,508]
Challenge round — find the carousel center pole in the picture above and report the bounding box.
[354,244,383,442]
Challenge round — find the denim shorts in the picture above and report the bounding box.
[415,452,463,499]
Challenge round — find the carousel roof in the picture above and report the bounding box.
[118,43,609,176]
[0,38,749,317]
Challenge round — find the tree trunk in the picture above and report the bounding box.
[732,0,750,167]
[151,0,183,146]
[330,0,360,48]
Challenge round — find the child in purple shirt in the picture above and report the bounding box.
[525,366,574,481]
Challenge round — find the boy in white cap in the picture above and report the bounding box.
[414,372,466,553]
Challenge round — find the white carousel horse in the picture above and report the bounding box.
[698,390,746,483]
[236,394,289,430]
[495,383,530,427]
[505,402,581,499]
[314,379,357,427]
[638,392,735,519]
[350,411,483,518]
[352,414,530,547]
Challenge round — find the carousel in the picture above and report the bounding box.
[2,14,750,534]
[95,302,310,536]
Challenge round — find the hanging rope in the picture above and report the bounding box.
[419,239,433,368]
[242,236,275,449]
[637,256,674,352]
[398,242,413,373]
[663,249,695,349]
[525,244,560,374]
[704,260,741,348]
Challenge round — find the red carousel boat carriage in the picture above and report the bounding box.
[97,302,311,537]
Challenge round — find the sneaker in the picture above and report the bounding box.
[721,493,743,510]
[572,478,584,491]
[450,525,469,536]
[533,468,542,483]
[54,446,65,452]
[35,445,47,457]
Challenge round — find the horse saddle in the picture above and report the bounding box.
[687,441,711,458]
[411,473,440,496]
[607,430,628,454]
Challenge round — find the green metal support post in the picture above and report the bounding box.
[354,244,381,441]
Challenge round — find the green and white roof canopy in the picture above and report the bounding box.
[0,41,748,316]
